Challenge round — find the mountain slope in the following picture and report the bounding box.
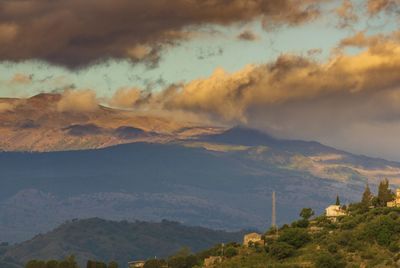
[1,218,245,267]
[0,93,221,152]
[1,129,400,243]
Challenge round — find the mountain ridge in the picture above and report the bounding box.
[0,218,246,267]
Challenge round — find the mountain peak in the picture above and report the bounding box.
[203,126,276,146]
[28,93,62,103]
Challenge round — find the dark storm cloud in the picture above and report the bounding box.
[367,0,400,16]
[0,0,322,68]
[237,30,259,41]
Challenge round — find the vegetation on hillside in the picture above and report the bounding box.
[131,179,400,267]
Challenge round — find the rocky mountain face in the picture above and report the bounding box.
[0,93,221,152]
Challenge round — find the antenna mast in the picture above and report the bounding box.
[272,191,276,229]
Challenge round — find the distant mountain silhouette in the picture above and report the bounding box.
[203,126,341,155]
[1,218,245,267]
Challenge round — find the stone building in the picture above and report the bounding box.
[203,256,222,267]
[387,189,400,207]
[243,232,263,247]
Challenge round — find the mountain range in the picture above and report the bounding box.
[1,93,400,243]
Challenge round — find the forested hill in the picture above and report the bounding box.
[0,218,245,268]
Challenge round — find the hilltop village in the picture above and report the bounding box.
[23,178,400,268]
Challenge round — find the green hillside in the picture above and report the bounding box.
[0,219,245,268]
[131,180,400,268]
[211,207,400,267]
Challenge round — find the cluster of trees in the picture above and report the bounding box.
[266,219,312,260]
[359,179,394,208]
[25,257,118,268]
[86,260,118,268]
[142,244,239,268]
[25,256,79,268]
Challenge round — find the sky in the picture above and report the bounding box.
[1,0,400,160]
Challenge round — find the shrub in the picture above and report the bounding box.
[315,253,346,268]
[292,219,309,228]
[224,247,238,258]
[269,242,295,260]
[144,259,167,268]
[278,228,311,248]
[389,242,400,252]
[327,243,338,254]
[168,255,198,268]
[363,215,399,246]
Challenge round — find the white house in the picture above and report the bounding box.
[387,189,400,207]
[128,260,145,268]
[325,205,346,218]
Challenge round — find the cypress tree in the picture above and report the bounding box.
[335,195,340,206]
[361,183,373,206]
[377,178,394,206]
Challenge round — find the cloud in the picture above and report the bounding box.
[57,89,98,113]
[237,30,259,41]
[338,31,400,49]
[335,0,358,28]
[111,32,400,133]
[109,88,142,109]
[0,102,16,113]
[306,48,323,56]
[153,42,400,121]
[10,73,33,85]
[126,45,153,61]
[136,33,400,159]
[0,0,325,68]
[0,23,18,44]
[366,0,399,16]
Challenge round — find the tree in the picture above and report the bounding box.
[108,261,118,268]
[58,261,71,268]
[96,262,107,268]
[46,260,59,268]
[300,208,314,220]
[25,260,46,268]
[361,184,373,206]
[335,195,340,206]
[66,256,78,268]
[377,178,394,206]
[87,260,97,268]
[168,255,198,268]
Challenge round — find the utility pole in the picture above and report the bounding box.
[272,191,276,231]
